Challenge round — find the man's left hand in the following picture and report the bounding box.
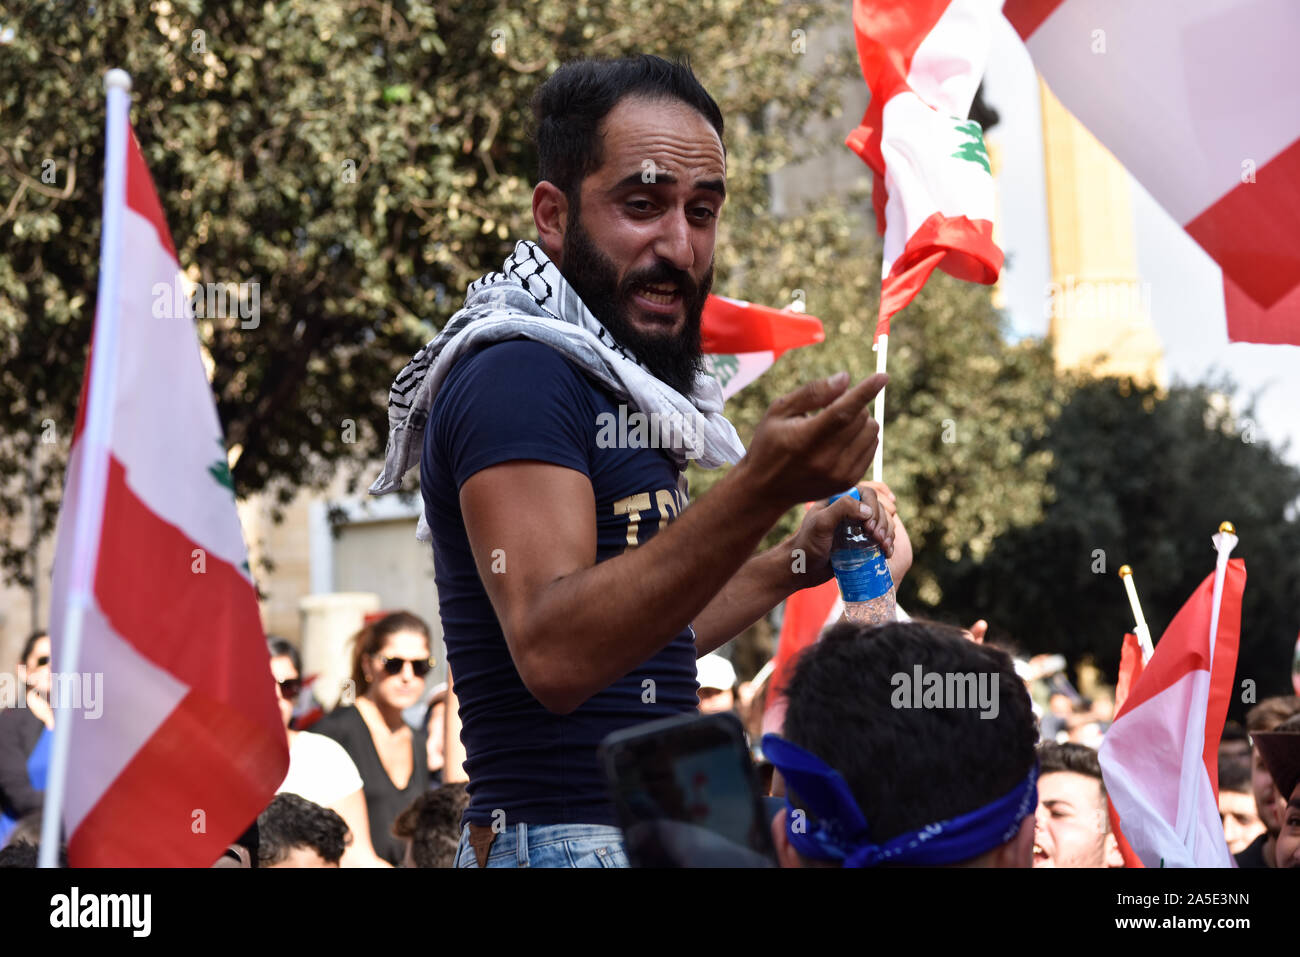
[782,481,904,592]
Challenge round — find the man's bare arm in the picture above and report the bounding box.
[459,372,887,714]
[689,544,793,658]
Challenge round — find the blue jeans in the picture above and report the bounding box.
[455,822,629,868]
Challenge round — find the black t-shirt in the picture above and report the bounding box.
[421,339,699,828]
[312,705,429,865]
[0,706,45,820]
[1234,831,1272,868]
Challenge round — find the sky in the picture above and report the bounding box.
[981,14,1299,467]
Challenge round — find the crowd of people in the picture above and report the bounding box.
[2,608,1297,869]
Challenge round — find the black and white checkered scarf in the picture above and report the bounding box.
[370,240,745,540]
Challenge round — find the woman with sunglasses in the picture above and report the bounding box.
[313,611,435,865]
[0,632,54,845]
[268,638,389,867]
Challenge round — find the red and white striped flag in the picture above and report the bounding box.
[761,577,841,736]
[1098,528,1245,868]
[845,0,1005,341]
[1005,0,1300,345]
[44,71,287,867]
[1106,631,1147,868]
[701,295,825,401]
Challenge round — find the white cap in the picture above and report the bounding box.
[696,653,736,692]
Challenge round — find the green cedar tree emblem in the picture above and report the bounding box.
[208,437,234,492]
[951,119,991,174]
[709,354,740,387]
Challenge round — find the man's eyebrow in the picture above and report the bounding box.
[1042,799,1075,810]
[609,171,726,199]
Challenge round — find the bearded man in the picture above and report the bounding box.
[373,54,894,868]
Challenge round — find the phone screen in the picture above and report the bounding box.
[601,713,776,867]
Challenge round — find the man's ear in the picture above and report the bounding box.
[991,813,1037,868]
[1103,829,1125,868]
[771,807,804,869]
[532,181,569,262]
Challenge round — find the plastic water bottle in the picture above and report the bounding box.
[828,487,896,625]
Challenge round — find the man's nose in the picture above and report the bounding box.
[653,208,696,273]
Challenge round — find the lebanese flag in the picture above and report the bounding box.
[701,295,825,400]
[46,74,287,867]
[1098,529,1245,868]
[845,0,1005,340]
[760,500,843,736]
[1113,632,1146,712]
[761,579,841,737]
[1004,0,1300,345]
[1107,632,1147,868]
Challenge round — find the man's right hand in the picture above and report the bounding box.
[741,371,888,507]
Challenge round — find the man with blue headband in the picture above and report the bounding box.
[763,620,1039,868]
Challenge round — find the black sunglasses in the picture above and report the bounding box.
[376,656,433,678]
[277,678,303,699]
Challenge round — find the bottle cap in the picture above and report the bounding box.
[827,487,861,505]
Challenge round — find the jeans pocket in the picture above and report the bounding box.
[570,842,627,868]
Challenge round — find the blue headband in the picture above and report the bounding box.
[761,733,1039,868]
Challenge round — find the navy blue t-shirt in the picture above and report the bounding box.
[421,339,699,827]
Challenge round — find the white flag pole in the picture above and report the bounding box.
[1117,564,1154,664]
[871,333,888,483]
[1207,522,1238,669]
[39,69,132,869]
[1172,521,1237,863]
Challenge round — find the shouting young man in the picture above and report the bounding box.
[372,55,894,868]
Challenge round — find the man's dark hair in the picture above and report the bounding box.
[1246,696,1300,734]
[1221,720,1250,747]
[0,843,39,867]
[530,54,724,208]
[257,793,349,866]
[1038,741,1106,797]
[0,842,67,867]
[782,620,1037,850]
[392,783,469,868]
[1219,750,1254,795]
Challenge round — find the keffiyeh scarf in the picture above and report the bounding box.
[370,240,746,540]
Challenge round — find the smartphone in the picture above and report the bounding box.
[599,711,777,867]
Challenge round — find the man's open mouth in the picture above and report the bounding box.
[633,283,682,312]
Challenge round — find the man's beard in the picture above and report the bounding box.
[559,212,711,397]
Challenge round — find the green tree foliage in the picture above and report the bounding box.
[933,376,1300,714]
[0,0,1058,608]
[0,0,873,581]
